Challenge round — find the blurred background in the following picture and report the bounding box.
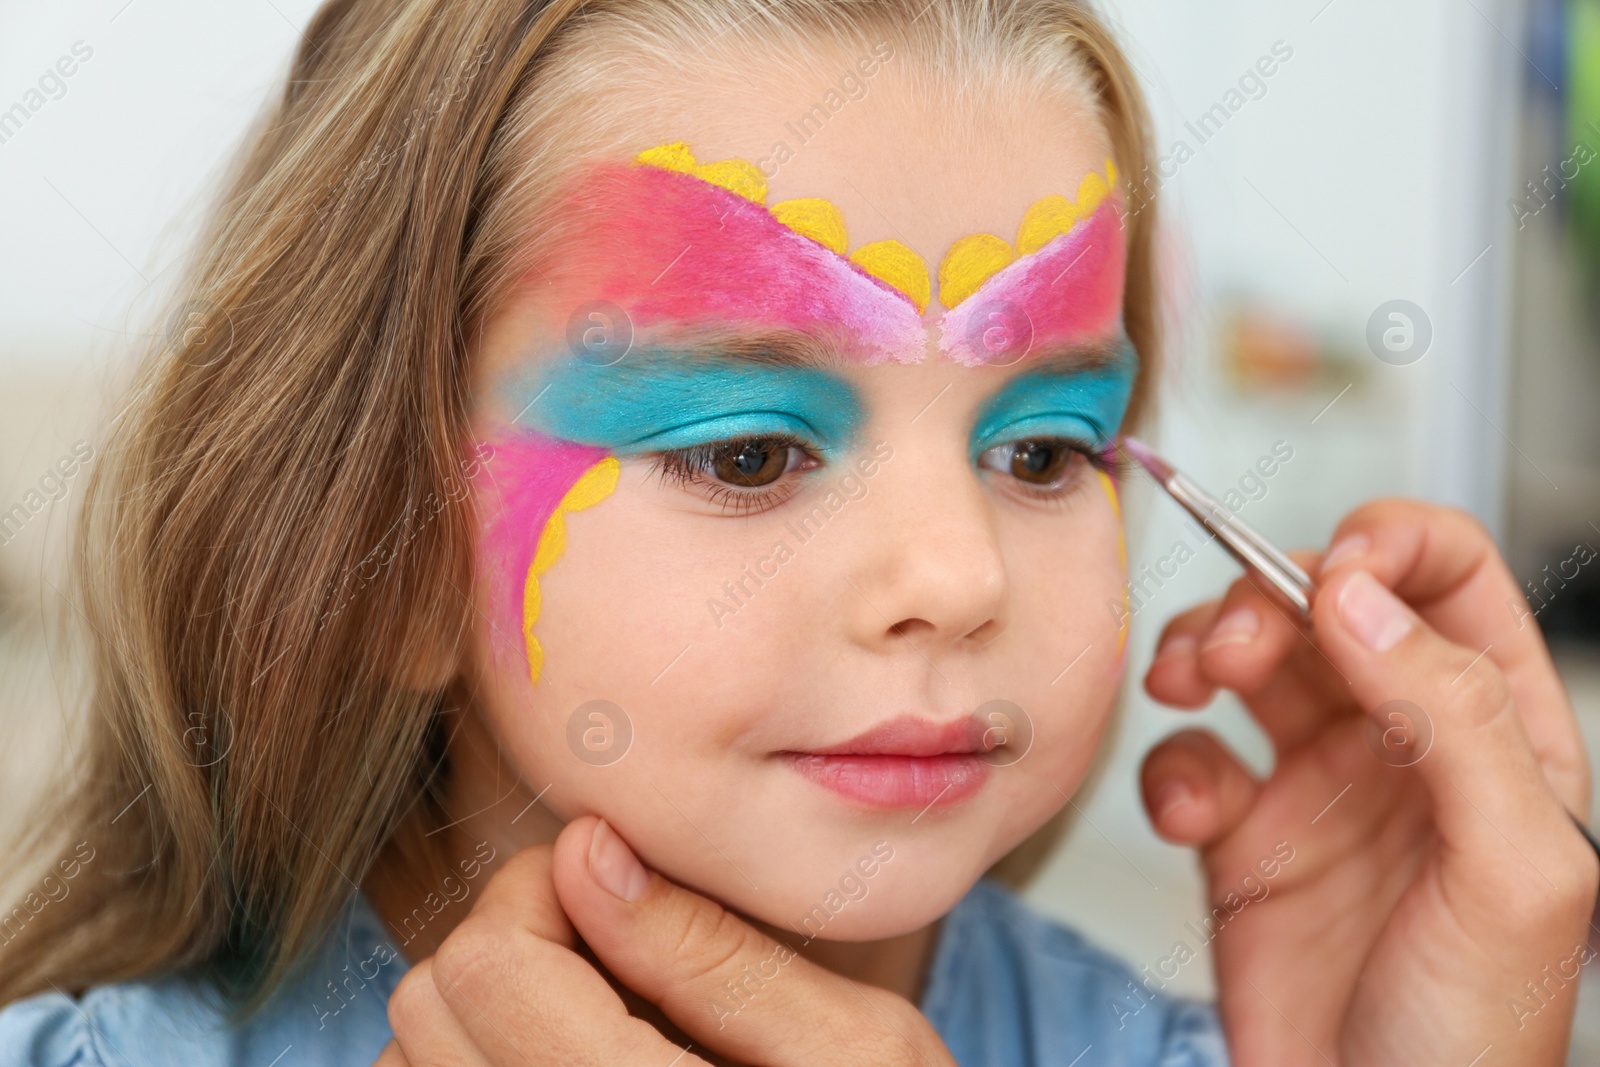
[2,0,1599,1059]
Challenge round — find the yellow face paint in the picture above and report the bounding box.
[630,142,1119,314]
[1016,194,1078,257]
[937,233,1016,309]
[522,456,621,686]
[1096,467,1130,664]
[850,239,931,314]
[770,198,849,255]
[636,141,769,202]
[933,162,1119,309]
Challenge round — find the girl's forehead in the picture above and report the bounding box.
[521,136,1125,367]
[622,45,1115,250]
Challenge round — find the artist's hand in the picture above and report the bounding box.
[373,816,954,1067]
[1141,498,1597,1067]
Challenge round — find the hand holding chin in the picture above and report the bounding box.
[375,816,956,1067]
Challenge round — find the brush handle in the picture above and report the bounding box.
[1163,471,1315,618]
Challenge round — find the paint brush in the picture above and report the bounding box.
[1117,437,1316,619]
[1119,437,1600,896]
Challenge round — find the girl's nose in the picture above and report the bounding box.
[839,438,1008,654]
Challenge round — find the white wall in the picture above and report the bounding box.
[0,0,321,371]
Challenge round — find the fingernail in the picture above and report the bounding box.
[1154,633,1198,663]
[1154,781,1196,822]
[1201,608,1259,652]
[1337,571,1414,653]
[1321,533,1370,574]
[589,819,648,902]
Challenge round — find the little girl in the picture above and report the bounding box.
[1,0,1594,1064]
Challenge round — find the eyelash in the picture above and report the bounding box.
[650,432,820,516]
[651,435,1133,515]
[980,439,1126,504]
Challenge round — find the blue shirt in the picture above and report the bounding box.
[0,878,1228,1066]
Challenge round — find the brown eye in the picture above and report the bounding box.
[710,439,794,487]
[1007,440,1072,485]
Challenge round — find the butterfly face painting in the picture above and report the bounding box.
[476,141,1139,686]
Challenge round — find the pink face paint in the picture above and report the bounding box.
[938,198,1127,366]
[533,162,926,364]
[476,431,617,686]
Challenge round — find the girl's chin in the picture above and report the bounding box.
[741,878,975,942]
[714,854,1000,943]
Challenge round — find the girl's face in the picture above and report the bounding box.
[465,46,1133,939]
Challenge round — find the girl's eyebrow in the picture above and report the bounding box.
[1006,338,1130,377]
[613,324,865,370]
[572,327,1126,375]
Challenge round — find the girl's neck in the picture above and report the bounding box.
[362,708,942,1005]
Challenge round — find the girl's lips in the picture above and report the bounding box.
[781,714,999,810]
[781,753,992,810]
[799,714,992,757]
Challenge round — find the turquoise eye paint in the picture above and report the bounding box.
[509,353,865,455]
[968,340,1139,461]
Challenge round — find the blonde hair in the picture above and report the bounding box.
[0,0,1158,1016]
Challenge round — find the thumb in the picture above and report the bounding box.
[1312,567,1597,911]
[551,816,951,1067]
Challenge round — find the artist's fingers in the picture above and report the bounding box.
[454,844,575,949]
[1193,550,1319,674]
[426,845,713,1066]
[553,817,956,1067]
[1144,598,1225,708]
[1311,565,1598,923]
[1145,577,1342,746]
[386,960,493,1067]
[1187,551,1355,750]
[1140,729,1262,847]
[1317,498,1588,813]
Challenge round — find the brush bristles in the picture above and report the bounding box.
[1116,436,1173,482]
